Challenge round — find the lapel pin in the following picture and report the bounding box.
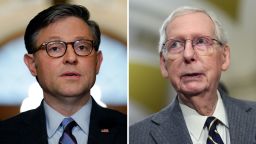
[101,128,110,133]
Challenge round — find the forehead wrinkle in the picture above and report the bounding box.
[166,12,215,39]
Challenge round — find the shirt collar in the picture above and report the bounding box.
[179,91,228,140]
[44,97,92,138]
[212,91,229,128]
[71,97,92,134]
[44,101,64,138]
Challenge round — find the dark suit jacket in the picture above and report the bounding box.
[130,90,256,144]
[0,98,127,144]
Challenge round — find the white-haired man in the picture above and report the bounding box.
[130,6,256,144]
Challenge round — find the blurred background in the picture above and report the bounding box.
[129,0,256,124]
[0,0,127,120]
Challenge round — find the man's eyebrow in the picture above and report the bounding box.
[73,36,93,40]
[43,36,62,42]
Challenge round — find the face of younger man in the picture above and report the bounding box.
[24,16,103,100]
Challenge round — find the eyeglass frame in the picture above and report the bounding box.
[33,39,95,58]
[161,35,223,59]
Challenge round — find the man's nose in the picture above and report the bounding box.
[63,45,78,64]
[183,40,196,62]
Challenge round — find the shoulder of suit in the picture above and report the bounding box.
[0,108,41,136]
[96,106,127,124]
[130,112,158,132]
[130,101,176,129]
[2,108,39,121]
[226,95,256,112]
[129,114,157,143]
[91,101,127,129]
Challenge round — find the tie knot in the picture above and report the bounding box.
[205,116,220,130]
[59,118,78,144]
[61,117,77,131]
[205,116,224,144]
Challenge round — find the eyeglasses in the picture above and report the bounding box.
[35,39,94,58]
[162,36,223,60]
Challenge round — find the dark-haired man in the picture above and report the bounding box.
[0,4,126,144]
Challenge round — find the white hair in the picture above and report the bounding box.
[158,6,228,53]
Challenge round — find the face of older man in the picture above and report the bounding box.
[160,12,230,96]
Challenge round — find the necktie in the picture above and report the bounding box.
[59,118,78,144]
[205,116,224,144]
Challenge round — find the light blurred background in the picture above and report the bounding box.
[129,0,256,125]
[0,0,127,120]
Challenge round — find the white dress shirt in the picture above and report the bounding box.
[179,91,230,144]
[44,97,92,144]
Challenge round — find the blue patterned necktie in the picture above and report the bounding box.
[59,118,78,144]
[205,116,224,144]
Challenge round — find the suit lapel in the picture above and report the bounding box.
[148,92,256,144]
[20,101,48,144]
[88,99,105,143]
[222,93,256,144]
[88,98,122,144]
[149,97,193,144]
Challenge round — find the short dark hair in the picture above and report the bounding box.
[24,4,101,54]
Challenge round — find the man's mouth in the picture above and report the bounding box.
[181,73,204,80]
[61,72,81,77]
[182,73,203,77]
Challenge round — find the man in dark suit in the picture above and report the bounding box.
[0,4,126,144]
[130,6,256,144]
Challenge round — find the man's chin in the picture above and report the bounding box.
[179,87,205,97]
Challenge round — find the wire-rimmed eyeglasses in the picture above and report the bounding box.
[34,39,94,58]
[161,36,223,60]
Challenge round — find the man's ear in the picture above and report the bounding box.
[24,54,37,76]
[160,53,169,78]
[95,51,103,74]
[221,45,230,71]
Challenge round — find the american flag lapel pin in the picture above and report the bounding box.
[101,128,110,133]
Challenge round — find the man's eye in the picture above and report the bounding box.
[77,45,88,51]
[49,46,60,51]
[169,41,182,49]
[75,42,91,51]
[195,37,209,45]
[47,43,63,52]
